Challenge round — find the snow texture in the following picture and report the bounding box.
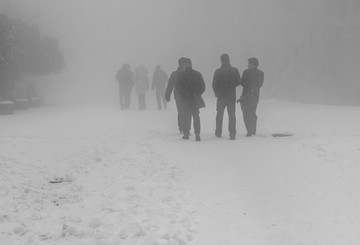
[1,99,360,245]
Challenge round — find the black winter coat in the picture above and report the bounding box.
[212,64,241,98]
[241,67,264,104]
[116,69,134,91]
[176,67,206,108]
[165,67,182,101]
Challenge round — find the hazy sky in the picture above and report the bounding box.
[6,0,323,72]
[1,0,331,102]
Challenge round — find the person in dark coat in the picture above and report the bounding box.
[176,58,206,141]
[212,54,241,140]
[238,57,264,136]
[165,57,187,133]
[152,65,168,110]
[116,64,134,110]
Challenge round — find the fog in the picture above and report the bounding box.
[2,0,359,105]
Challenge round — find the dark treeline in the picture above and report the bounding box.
[0,13,64,113]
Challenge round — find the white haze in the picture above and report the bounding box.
[1,0,352,104]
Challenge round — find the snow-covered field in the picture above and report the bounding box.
[1,99,360,245]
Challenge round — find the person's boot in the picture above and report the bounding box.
[246,133,253,137]
[195,135,201,141]
[230,135,236,140]
[215,132,222,138]
[182,133,190,140]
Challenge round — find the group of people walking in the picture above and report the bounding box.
[116,54,264,141]
[116,64,168,110]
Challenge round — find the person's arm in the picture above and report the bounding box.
[198,72,206,95]
[234,68,241,87]
[165,72,175,101]
[259,70,264,88]
[237,70,247,103]
[212,70,218,97]
[240,70,248,87]
[151,73,156,90]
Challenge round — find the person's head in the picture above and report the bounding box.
[178,57,187,67]
[122,63,130,70]
[136,65,147,74]
[248,57,259,69]
[220,54,230,66]
[182,58,192,70]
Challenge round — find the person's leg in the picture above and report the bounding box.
[161,90,167,109]
[242,108,252,136]
[192,107,201,139]
[156,89,162,109]
[137,94,142,110]
[125,91,131,109]
[119,88,124,109]
[227,97,236,138]
[176,99,184,132]
[253,103,258,135]
[143,94,147,110]
[182,104,191,138]
[215,98,226,137]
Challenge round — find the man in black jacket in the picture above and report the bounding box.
[176,58,206,141]
[238,57,264,136]
[212,54,241,140]
[165,57,187,133]
[116,64,134,110]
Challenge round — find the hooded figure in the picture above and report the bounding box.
[152,65,168,110]
[134,65,149,110]
[176,58,206,141]
[116,64,134,109]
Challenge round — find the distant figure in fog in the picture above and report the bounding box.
[165,57,187,133]
[116,64,134,110]
[134,65,149,110]
[152,65,168,110]
[237,57,264,136]
[176,58,206,141]
[212,54,241,140]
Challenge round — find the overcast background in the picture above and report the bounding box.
[1,0,358,104]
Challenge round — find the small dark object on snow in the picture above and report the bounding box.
[272,133,294,138]
[49,178,64,184]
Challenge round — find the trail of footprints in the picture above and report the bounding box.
[0,137,198,244]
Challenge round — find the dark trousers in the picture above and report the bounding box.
[216,95,236,137]
[137,94,146,110]
[119,87,131,109]
[241,102,258,135]
[156,89,167,109]
[183,103,200,136]
[175,99,185,132]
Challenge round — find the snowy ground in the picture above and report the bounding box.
[1,99,360,245]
